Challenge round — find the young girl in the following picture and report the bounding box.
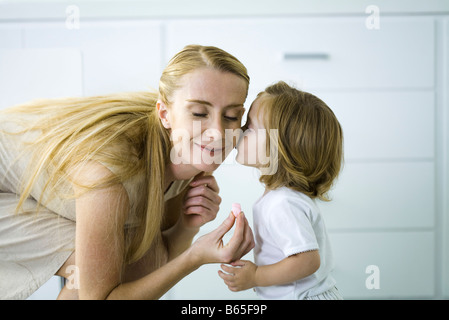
[218,81,344,300]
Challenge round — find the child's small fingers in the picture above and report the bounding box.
[220,263,235,274]
[217,270,232,281]
[230,260,246,267]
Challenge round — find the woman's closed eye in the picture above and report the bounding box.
[192,113,208,118]
[224,115,239,122]
[192,113,240,122]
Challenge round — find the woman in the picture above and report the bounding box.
[0,45,254,299]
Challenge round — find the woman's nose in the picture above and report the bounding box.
[203,118,225,141]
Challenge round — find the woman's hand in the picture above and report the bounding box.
[189,212,255,266]
[181,172,222,229]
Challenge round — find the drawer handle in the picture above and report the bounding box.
[283,53,330,60]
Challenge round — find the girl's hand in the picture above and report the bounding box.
[190,212,255,266]
[218,260,257,292]
[181,172,222,229]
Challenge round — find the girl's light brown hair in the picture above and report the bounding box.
[1,44,249,264]
[257,81,343,201]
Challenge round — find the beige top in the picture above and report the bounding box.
[0,113,191,299]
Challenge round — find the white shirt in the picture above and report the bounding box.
[252,186,336,299]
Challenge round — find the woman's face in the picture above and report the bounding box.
[159,67,247,173]
[235,97,268,168]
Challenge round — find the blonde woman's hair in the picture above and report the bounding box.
[159,44,249,105]
[2,44,249,264]
[257,81,343,201]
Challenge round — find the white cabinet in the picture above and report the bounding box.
[0,27,22,48]
[165,17,434,91]
[0,21,162,108]
[0,48,83,109]
[331,231,435,298]
[23,21,162,96]
[320,161,435,230]
[320,91,435,160]
[443,18,449,299]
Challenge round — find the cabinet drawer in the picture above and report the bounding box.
[166,17,434,90]
[23,21,162,95]
[0,48,83,109]
[319,161,435,230]
[319,91,435,160]
[330,231,435,298]
[0,27,22,49]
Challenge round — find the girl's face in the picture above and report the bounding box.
[158,67,247,173]
[235,97,268,168]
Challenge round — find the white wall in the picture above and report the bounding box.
[0,1,447,299]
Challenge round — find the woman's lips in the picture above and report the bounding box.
[194,143,224,155]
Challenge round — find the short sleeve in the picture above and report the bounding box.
[265,196,319,257]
